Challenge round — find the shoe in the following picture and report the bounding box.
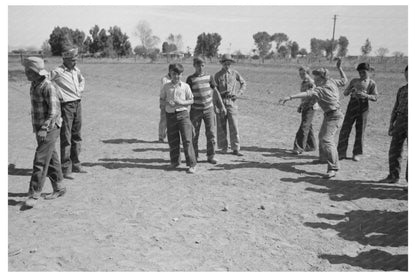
[45,188,67,200]
[220,148,228,154]
[292,150,302,155]
[311,160,326,164]
[167,162,180,169]
[352,155,361,162]
[72,166,87,173]
[187,166,197,174]
[338,155,347,160]
[24,197,38,208]
[207,157,218,164]
[232,150,243,156]
[323,170,337,179]
[63,173,74,180]
[379,176,399,184]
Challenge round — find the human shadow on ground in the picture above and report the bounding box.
[8,164,32,176]
[240,146,315,158]
[102,138,160,144]
[305,210,407,247]
[320,249,408,271]
[280,176,407,201]
[82,158,187,171]
[209,160,326,177]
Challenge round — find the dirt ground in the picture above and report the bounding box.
[8,58,408,271]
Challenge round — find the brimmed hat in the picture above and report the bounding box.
[357,62,370,71]
[193,55,206,64]
[312,68,329,79]
[62,48,79,59]
[23,57,48,76]
[220,54,235,63]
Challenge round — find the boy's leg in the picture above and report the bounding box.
[28,128,61,199]
[159,108,167,141]
[388,117,407,180]
[178,111,197,167]
[190,109,202,160]
[337,103,356,158]
[166,113,181,165]
[204,107,216,159]
[216,110,228,151]
[294,108,315,152]
[71,101,83,171]
[60,102,75,174]
[227,102,240,151]
[321,112,343,171]
[353,108,369,156]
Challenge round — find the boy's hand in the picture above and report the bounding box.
[355,91,368,99]
[168,100,176,106]
[279,97,291,105]
[335,57,342,69]
[37,129,47,142]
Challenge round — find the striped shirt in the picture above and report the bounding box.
[306,78,347,113]
[186,73,216,110]
[30,77,62,133]
[50,64,85,102]
[160,81,194,113]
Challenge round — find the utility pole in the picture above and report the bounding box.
[330,14,337,61]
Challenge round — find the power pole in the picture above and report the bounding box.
[330,14,337,61]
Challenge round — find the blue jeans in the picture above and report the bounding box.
[337,98,369,156]
[216,100,240,151]
[388,115,407,180]
[293,107,317,152]
[61,100,82,173]
[29,127,65,199]
[319,109,343,171]
[166,110,197,167]
[190,107,216,159]
[159,108,167,140]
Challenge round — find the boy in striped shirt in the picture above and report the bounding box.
[186,56,226,164]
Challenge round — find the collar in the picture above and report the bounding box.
[62,64,76,72]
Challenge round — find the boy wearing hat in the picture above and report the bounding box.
[279,59,347,179]
[337,62,378,161]
[50,47,86,179]
[158,64,174,143]
[23,57,67,208]
[214,54,247,156]
[380,66,408,184]
[186,56,226,164]
[160,63,197,173]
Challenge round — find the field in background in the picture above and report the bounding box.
[8,58,408,271]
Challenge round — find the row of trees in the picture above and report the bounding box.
[42,21,405,62]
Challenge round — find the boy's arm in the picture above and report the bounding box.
[236,72,247,96]
[174,85,194,106]
[77,69,85,92]
[279,91,312,105]
[334,58,348,87]
[389,89,400,135]
[159,85,167,108]
[343,81,354,96]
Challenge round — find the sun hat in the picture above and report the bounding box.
[356,62,370,71]
[220,54,235,63]
[62,48,79,59]
[23,57,48,76]
[312,68,329,79]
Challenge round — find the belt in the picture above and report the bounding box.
[221,94,236,100]
[324,108,340,116]
[62,99,81,104]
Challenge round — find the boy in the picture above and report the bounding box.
[279,59,347,179]
[214,54,247,156]
[186,56,226,164]
[158,64,174,142]
[160,63,197,173]
[23,57,67,208]
[337,62,378,161]
[380,66,408,184]
[292,66,317,155]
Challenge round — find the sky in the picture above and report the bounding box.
[7,4,408,56]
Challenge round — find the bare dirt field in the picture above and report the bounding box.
[8,57,408,271]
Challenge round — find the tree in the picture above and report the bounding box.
[271,33,289,51]
[252,31,272,63]
[277,45,289,58]
[290,41,299,58]
[337,36,349,58]
[361,38,372,56]
[375,47,389,62]
[108,26,132,57]
[41,40,51,56]
[134,45,148,57]
[194,32,222,59]
[48,27,76,56]
[310,38,323,56]
[167,33,184,51]
[134,20,160,50]
[392,51,405,63]
[299,48,308,56]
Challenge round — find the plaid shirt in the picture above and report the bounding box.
[214,68,246,100]
[30,77,62,133]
